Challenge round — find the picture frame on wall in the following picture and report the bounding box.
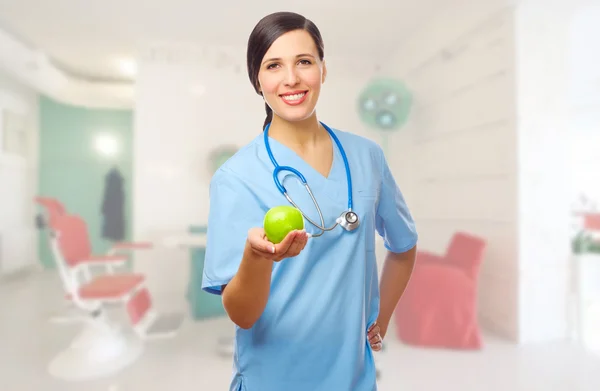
[1,109,28,158]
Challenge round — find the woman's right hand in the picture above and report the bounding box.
[246,227,309,262]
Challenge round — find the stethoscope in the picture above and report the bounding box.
[263,121,360,238]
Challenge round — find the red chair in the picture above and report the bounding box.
[35,198,184,381]
[394,232,486,350]
[35,196,66,222]
[35,196,152,272]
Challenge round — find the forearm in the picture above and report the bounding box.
[222,242,274,329]
[378,245,417,336]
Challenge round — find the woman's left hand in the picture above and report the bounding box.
[368,321,384,351]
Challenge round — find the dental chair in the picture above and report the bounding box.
[36,198,185,381]
[35,197,133,296]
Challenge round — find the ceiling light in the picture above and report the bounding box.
[94,133,119,158]
[118,59,137,77]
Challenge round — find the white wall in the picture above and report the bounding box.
[514,0,600,345]
[569,4,600,344]
[569,3,600,208]
[0,70,39,275]
[132,43,376,306]
[514,0,576,344]
[380,1,520,340]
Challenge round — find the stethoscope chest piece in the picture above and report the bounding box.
[337,211,360,231]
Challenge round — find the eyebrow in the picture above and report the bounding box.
[262,53,315,65]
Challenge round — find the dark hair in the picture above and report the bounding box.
[246,12,325,130]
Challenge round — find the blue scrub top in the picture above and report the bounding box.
[202,125,418,391]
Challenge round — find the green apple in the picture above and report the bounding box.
[263,205,304,244]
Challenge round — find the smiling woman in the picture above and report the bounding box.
[246,13,326,131]
[201,11,418,391]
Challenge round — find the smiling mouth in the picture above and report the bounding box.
[280,91,308,105]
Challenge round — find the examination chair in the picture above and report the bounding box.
[35,197,135,295]
[394,232,486,350]
[36,198,185,381]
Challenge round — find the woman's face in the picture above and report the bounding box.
[257,29,326,124]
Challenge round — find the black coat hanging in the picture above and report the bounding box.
[101,167,126,241]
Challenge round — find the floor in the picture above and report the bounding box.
[1,270,599,391]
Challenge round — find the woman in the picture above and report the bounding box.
[202,11,418,391]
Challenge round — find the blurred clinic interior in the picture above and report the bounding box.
[1,0,600,390]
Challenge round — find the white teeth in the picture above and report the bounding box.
[282,92,306,101]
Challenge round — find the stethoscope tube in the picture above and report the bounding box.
[264,122,356,237]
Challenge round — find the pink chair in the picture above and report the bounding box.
[35,196,66,222]
[35,196,152,271]
[35,198,184,381]
[394,232,486,350]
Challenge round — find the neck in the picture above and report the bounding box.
[267,113,327,148]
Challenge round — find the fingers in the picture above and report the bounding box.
[274,230,308,259]
[370,340,383,351]
[285,230,309,257]
[247,228,310,262]
[369,332,382,351]
[247,228,276,256]
[368,329,381,344]
[367,322,380,339]
[274,229,303,253]
[368,322,383,351]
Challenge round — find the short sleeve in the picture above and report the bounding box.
[375,149,418,253]
[201,169,264,295]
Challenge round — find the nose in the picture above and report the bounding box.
[284,67,299,86]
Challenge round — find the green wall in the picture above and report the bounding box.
[38,95,134,268]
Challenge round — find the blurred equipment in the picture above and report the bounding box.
[357,76,413,155]
[569,212,600,347]
[394,232,486,350]
[357,77,413,131]
[35,197,185,382]
[165,224,233,357]
[185,225,226,320]
[208,145,238,176]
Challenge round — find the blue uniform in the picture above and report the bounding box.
[202,126,417,391]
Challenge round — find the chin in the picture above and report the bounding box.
[275,108,317,124]
[283,113,314,123]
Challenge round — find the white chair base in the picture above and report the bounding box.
[141,311,186,340]
[48,322,144,382]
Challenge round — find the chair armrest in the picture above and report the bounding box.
[162,234,207,248]
[112,241,153,250]
[108,241,154,256]
[81,255,128,266]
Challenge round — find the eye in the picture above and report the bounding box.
[298,59,312,65]
[266,63,280,70]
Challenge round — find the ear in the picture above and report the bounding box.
[321,60,327,84]
[257,81,263,95]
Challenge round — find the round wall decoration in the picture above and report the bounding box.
[357,78,413,132]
